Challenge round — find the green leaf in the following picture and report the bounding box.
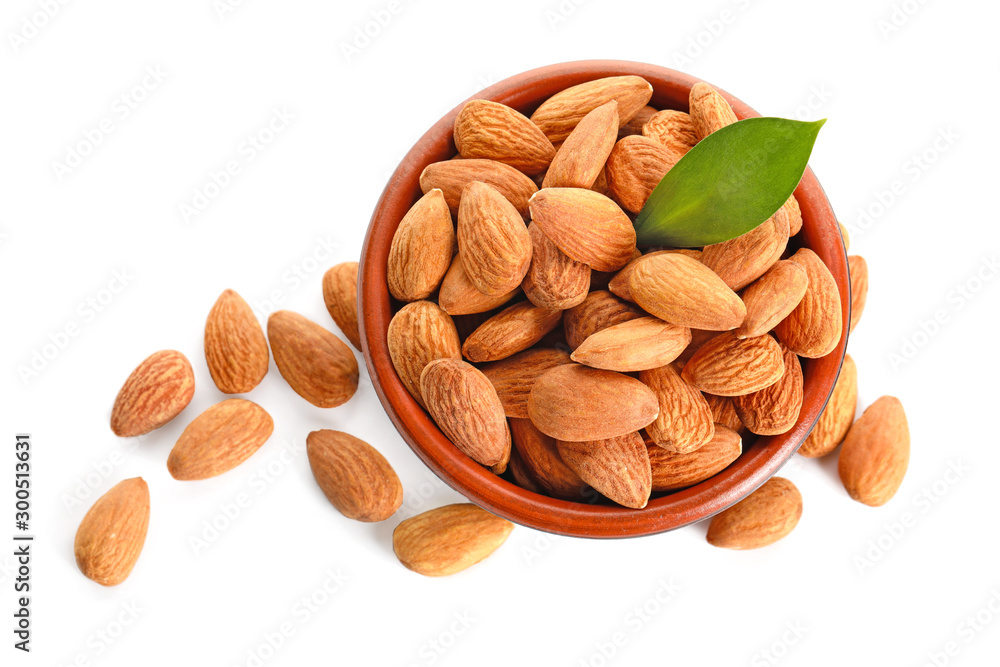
[633,117,825,247]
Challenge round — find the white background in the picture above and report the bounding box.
[2,0,998,665]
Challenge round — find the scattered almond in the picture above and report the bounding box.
[393,503,513,576]
[322,262,363,350]
[268,310,359,408]
[838,396,909,506]
[204,289,269,394]
[706,477,802,549]
[167,399,273,480]
[74,478,150,586]
[306,429,403,522]
[110,350,195,437]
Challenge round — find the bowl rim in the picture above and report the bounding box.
[358,59,849,539]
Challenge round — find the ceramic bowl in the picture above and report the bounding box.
[358,60,849,538]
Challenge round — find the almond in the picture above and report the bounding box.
[647,425,741,492]
[480,348,573,419]
[564,290,645,350]
[735,260,809,339]
[605,135,682,213]
[322,262,363,350]
[732,346,803,436]
[618,104,658,139]
[461,301,563,363]
[393,503,513,577]
[704,394,744,434]
[701,209,790,291]
[799,353,857,458]
[204,289,269,394]
[706,477,802,550]
[628,253,746,331]
[642,109,698,155]
[167,399,273,480]
[457,181,532,296]
[530,75,654,143]
[774,248,843,358]
[784,196,803,236]
[268,310,359,408]
[454,99,556,175]
[74,477,149,586]
[420,358,510,467]
[848,255,869,332]
[571,317,691,372]
[689,82,737,140]
[420,158,537,220]
[527,363,659,442]
[522,222,591,309]
[681,331,785,396]
[639,364,715,453]
[609,249,703,302]
[110,350,195,437]
[838,396,909,506]
[387,300,462,408]
[542,100,619,189]
[509,418,589,501]
[306,429,403,522]
[557,432,651,509]
[387,189,455,302]
[529,188,636,272]
[438,254,520,316]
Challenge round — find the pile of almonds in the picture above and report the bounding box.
[72,75,909,589]
[385,75,909,548]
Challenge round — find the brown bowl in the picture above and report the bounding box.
[358,60,849,538]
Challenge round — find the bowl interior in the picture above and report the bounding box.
[359,60,849,538]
